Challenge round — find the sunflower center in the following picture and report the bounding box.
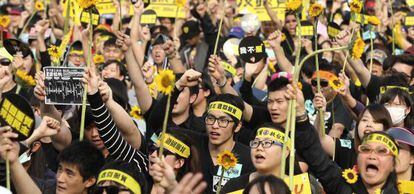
[347,172,354,179]
[161,76,171,87]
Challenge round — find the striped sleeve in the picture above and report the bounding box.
[87,92,148,172]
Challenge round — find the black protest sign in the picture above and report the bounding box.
[0,94,35,141]
[44,67,86,105]
[238,36,265,63]
[80,6,100,30]
[140,9,157,26]
[296,21,314,37]
[3,39,31,57]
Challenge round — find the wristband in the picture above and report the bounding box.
[216,77,227,88]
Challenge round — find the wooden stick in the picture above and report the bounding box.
[158,94,171,156]
[6,157,10,190]
[212,0,227,55]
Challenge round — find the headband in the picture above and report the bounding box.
[221,61,237,76]
[69,50,84,55]
[156,133,190,158]
[256,127,290,150]
[311,70,337,80]
[363,133,399,156]
[208,101,242,120]
[98,169,141,194]
[380,85,412,94]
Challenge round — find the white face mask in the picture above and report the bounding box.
[18,151,32,164]
[386,106,407,125]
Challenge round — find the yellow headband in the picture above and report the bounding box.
[221,61,237,76]
[256,127,290,150]
[70,50,84,55]
[311,70,337,81]
[380,85,412,94]
[98,169,141,194]
[156,133,190,158]
[208,101,242,120]
[363,133,399,156]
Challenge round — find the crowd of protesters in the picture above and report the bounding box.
[0,0,414,193]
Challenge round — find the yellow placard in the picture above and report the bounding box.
[145,0,186,18]
[351,13,368,24]
[398,180,414,194]
[80,12,100,25]
[237,0,286,22]
[284,173,312,194]
[96,0,117,14]
[141,14,157,25]
[296,25,314,36]
[405,16,414,26]
[408,0,414,7]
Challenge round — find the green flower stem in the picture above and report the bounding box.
[158,94,171,157]
[79,9,94,140]
[213,0,227,55]
[390,1,395,55]
[341,28,356,73]
[216,168,225,194]
[63,0,71,35]
[314,18,325,137]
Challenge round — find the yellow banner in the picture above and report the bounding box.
[237,0,286,21]
[96,0,117,14]
[145,0,186,18]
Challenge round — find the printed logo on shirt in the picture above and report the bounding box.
[212,164,243,192]
[340,139,352,149]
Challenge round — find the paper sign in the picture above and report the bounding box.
[362,31,376,41]
[96,0,117,14]
[44,67,86,105]
[398,180,414,194]
[283,173,312,194]
[351,13,368,24]
[0,94,35,141]
[140,9,157,26]
[297,21,314,37]
[405,12,414,26]
[80,6,100,29]
[239,36,266,63]
[145,0,186,18]
[237,0,286,22]
[407,0,414,7]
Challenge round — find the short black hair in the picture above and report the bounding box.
[384,54,414,77]
[268,77,290,93]
[58,141,105,180]
[103,38,120,49]
[244,175,290,194]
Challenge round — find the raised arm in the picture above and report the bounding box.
[130,1,148,67]
[116,31,153,114]
[264,0,283,30]
[268,30,294,73]
[0,129,42,194]
[83,67,148,172]
[98,80,142,149]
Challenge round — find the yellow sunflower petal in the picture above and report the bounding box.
[329,77,344,91]
[349,0,363,13]
[217,150,238,170]
[155,69,175,95]
[35,1,45,11]
[93,54,105,64]
[286,0,302,12]
[309,3,324,18]
[351,37,365,59]
[367,16,380,26]
[0,16,10,28]
[342,168,358,184]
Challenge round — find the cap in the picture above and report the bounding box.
[228,27,244,39]
[365,49,387,65]
[387,127,414,147]
[0,47,13,61]
[180,20,201,41]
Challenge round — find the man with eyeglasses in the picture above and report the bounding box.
[186,93,254,194]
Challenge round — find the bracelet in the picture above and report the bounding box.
[296,111,308,122]
[216,77,227,88]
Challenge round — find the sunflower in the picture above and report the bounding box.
[351,37,365,59]
[77,0,96,9]
[48,45,61,63]
[0,15,10,28]
[286,0,302,12]
[130,106,142,120]
[329,77,344,91]
[35,1,45,11]
[281,33,286,42]
[176,0,186,8]
[367,16,380,26]
[155,69,175,95]
[15,69,36,86]
[217,150,238,170]
[93,54,104,64]
[349,0,362,13]
[309,3,324,18]
[342,168,358,184]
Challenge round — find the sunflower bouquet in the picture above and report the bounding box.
[15,69,36,94]
[216,150,238,194]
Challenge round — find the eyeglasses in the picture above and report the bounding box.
[357,144,392,156]
[249,139,282,149]
[311,79,329,87]
[0,58,11,66]
[148,145,176,157]
[205,114,234,128]
[92,185,130,194]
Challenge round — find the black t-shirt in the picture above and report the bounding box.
[220,173,250,194]
[364,75,382,103]
[334,138,357,169]
[185,131,255,194]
